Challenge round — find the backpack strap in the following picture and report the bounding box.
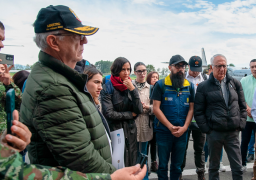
[157,78,166,94]
[149,85,152,98]
[104,75,111,84]
[149,85,153,105]
[22,79,27,93]
[105,80,114,95]
[85,60,90,66]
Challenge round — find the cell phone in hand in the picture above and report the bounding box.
[0,53,14,65]
[5,89,15,138]
[136,153,148,168]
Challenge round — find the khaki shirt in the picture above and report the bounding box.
[132,80,153,142]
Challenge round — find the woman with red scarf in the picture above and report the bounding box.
[101,57,143,167]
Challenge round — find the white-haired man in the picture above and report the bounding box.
[20,5,116,173]
[194,54,247,180]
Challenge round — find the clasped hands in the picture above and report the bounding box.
[141,102,149,110]
[168,125,187,137]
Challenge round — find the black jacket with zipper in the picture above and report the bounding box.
[101,80,143,167]
[194,72,247,134]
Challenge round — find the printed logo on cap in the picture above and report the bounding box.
[69,8,81,22]
[46,22,63,31]
[75,26,95,31]
[195,61,199,65]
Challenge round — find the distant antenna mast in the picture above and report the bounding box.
[201,48,207,66]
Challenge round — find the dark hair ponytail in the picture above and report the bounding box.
[146,71,159,85]
[111,57,132,76]
[83,66,103,81]
[134,62,146,71]
[12,70,30,90]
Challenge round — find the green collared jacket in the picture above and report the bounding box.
[20,51,115,174]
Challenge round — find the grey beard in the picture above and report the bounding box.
[171,72,185,89]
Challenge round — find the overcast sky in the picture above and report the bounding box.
[1,0,256,69]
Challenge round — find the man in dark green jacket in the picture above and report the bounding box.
[1,111,147,180]
[20,5,115,174]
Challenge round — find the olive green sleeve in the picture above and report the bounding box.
[32,84,115,173]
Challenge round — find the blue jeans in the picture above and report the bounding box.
[204,138,223,162]
[156,131,188,180]
[248,129,255,155]
[137,142,149,180]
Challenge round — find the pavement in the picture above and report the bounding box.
[147,132,255,180]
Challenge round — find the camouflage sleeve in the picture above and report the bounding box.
[0,144,112,180]
[0,82,22,111]
[0,82,22,132]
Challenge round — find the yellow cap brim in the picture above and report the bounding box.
[64,25,99,36]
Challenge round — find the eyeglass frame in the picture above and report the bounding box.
[213,64,228,69]
[170,64,187,69]
[135,69,147,74]
[53,33,86,41]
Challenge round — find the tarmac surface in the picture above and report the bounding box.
[148,132,254,180]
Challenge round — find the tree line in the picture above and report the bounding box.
[11,64,33,70]
[12,61,236,73]
[95,60,169,76]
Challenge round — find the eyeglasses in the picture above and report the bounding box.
[135,69,147,74]
[213,65,228,69]
[53,33,86,41]
[171,64,186,69]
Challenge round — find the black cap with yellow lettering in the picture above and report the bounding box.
[34,5,99,36]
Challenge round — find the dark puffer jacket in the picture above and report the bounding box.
[101,81,143,167]
[74,59,91,73]
[194,72,247,134]
[20,51,115,173]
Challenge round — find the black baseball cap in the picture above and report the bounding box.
[34,5,99,36]
[189,56,202,72]
[169,55,188,66]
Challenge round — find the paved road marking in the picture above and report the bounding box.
[149,163,254,179]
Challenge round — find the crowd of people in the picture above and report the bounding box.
[0,4,256,180]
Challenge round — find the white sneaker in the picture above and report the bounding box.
[242,165,247,172]
[219,162,226,172]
